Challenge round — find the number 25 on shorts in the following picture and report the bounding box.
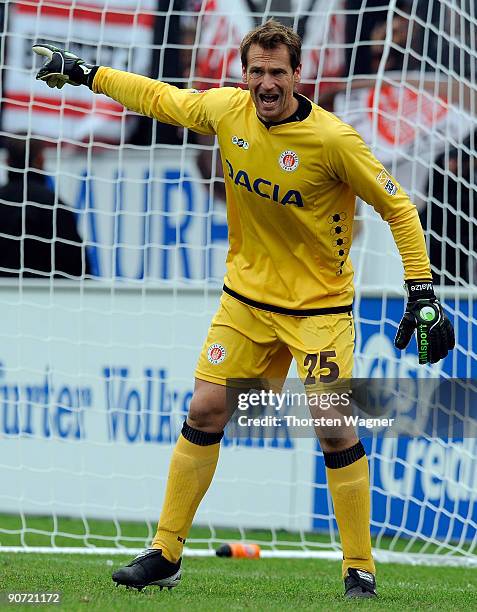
[304,351,339,385]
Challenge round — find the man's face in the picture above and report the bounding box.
[242,43,301,122]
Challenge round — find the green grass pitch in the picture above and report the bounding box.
[1,553,477,611]
[1,515,476,610]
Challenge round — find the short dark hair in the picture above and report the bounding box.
[240,19,302,72]
[4,133,44,170]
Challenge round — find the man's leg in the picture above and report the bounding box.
[311,408,375,598]
[112,379,228,589]
[319,434,376,592]
[276,310,376,597]
[151,379,227,561]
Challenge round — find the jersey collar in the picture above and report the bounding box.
[257,93,312,129]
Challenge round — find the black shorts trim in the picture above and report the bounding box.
[223,285,353,317]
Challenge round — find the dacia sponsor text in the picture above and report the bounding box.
[225,159,303,207]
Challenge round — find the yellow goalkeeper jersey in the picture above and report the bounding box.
[94,68,431,312]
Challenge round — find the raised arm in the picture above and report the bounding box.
[32,44,221,135]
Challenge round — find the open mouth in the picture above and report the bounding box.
[259,93,279,108]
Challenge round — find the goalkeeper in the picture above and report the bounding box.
[33,20,454,599]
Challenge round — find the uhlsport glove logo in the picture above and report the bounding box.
[418,305,437,322]
[417,323,430,363]
[394,280,455,365]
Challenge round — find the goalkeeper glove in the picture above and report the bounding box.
[33,44,97,89]
[394,280,455,365]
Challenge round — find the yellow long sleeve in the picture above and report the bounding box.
[93,67,236,135]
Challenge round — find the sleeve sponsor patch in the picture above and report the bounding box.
[376,169,397,195]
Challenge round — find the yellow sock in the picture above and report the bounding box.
[325,446,375,578]
[152,429,221,563]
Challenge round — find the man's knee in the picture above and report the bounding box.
[188,397,226,430]
[187,379,228,432]
[319,435,359,453]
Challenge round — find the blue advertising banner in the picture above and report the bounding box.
[313,296,477,542]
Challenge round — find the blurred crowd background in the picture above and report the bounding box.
[0,0,476,285]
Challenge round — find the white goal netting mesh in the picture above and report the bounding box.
[0,0,476,566]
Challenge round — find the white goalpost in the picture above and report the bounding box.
[0,0,476,567]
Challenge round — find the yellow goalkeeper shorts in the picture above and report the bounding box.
[195,292,354,387]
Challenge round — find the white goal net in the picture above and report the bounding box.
[0,0,476,567]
